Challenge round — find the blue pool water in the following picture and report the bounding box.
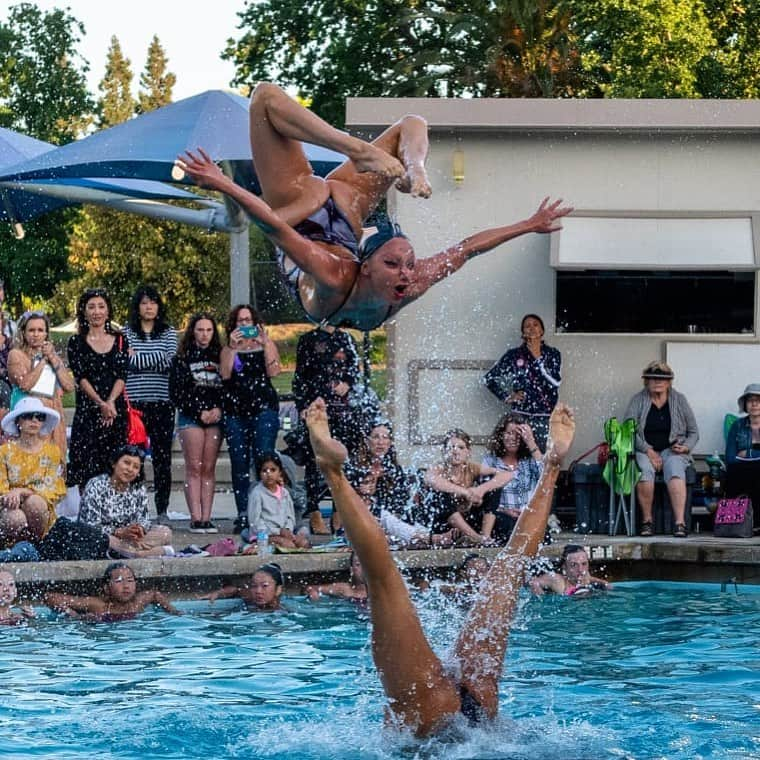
[0,582,758,759]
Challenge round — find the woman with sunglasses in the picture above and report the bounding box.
[7,310,74,460]
[67,289,129,491]
[0,397,65,546]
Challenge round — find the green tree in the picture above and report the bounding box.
[0,3,92,309]
[138,35,176,113]
[0,2,92,142]
[567,0,716,98]
[98,36,135,128]
[224,1,588,125]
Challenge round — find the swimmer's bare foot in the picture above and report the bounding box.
[349,139,405,178]
[395,163,432,198]
[305,399,348,473]
[546,403,575,464]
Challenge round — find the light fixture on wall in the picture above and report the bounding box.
[452,144,465,184]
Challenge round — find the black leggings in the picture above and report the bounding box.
[132,401,175,514]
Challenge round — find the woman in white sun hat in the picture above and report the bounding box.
[0,397,65,546]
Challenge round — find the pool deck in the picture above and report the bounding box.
[9,526,760,597]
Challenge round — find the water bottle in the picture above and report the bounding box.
[256,529,269,556]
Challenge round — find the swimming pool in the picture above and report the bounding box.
[1,582,758,759]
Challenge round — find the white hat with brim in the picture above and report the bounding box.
[1,396,60,437]
[737,383,760,413]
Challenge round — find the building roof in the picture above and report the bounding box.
[346,98,760,134]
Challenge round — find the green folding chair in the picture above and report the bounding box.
[603,417,641,536]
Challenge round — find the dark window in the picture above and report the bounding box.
[556,270,755,334]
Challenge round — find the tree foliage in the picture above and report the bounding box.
[98,36,135,128]
[0,2,92,143]
[139,35,176,114]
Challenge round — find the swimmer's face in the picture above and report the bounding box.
[193,318,215,348]
[251,571,282,607]
[562,550,590,584]
[368,425,392,458]
[106,568,137,602]
[0,572,17,605]
[362,238,416,303]
[350,554,366,585]
[445,436,470,465]
[464,558,488,583]
[111,454,142,486]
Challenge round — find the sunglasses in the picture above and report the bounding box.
[19,412,47,422]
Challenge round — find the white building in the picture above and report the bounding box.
[346,98,760,464]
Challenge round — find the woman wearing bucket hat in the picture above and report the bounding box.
[724,383,760,529]
[624,361,699,538]
[0,397,65,546]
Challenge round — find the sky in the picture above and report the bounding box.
[0,0,245,100]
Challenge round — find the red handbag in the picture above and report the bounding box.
[124,392,148,448]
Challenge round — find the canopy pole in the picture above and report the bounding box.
[229,224,251,307]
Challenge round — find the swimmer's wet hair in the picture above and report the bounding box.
[358,214,407,262]
[257,562,284,587]
[560,544,587,564]
[103,561,133,583]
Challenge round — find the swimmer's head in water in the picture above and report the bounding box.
[560,545,589,584]
[0,571,17,606]
[349,551,366,586]
[251,563,283,608]
[103,562,137,602]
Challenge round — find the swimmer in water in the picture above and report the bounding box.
[528,544,612,597]
[177,82,572,331]
[305,397,576,736]
[203,563,284,611]
[0,570,34,625]
[305,551,368,603]
[44,562,180,621]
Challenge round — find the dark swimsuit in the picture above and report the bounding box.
[459,685,487,726]
[276,197,394,330]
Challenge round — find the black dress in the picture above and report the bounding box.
[67,333,129,487]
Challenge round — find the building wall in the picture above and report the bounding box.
[379,130,760,466]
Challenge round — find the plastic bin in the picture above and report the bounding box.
[573,463,611,534]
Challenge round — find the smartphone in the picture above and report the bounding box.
[239,325,259,339]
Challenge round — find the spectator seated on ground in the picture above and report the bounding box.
[244,452,309,551]
[45,561,180,622]
[529,544,612,597]
[305,551,368,602]
[624,361,699,538]
[724,383,760,529]
[423,429,511,545]
[0,398,65,547]
[77,445,174,559]
[0,569,34,625]
[480,414,544,544]
[203,562,284,611]
[347,466,456,547]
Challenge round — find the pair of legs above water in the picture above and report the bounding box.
[305,399,576,737]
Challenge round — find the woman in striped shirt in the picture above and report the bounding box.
[122,286,177,520]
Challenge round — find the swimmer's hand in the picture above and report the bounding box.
[177,148,227,190]
[20,605,35,619]
[526,197,573,234]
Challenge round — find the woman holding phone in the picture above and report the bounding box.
[221,304,281,533]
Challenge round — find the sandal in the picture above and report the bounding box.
[673,523,688,538]
[639,521,653,537]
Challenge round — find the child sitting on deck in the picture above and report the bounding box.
[244,452,310,551]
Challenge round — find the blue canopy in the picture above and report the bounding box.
[0,90,345,191]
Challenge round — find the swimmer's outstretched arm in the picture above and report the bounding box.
[44,592,106,615]
[405,197,573,300]
[178,149,353,290]
[144,591,181,615]
[453,404,575,718]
